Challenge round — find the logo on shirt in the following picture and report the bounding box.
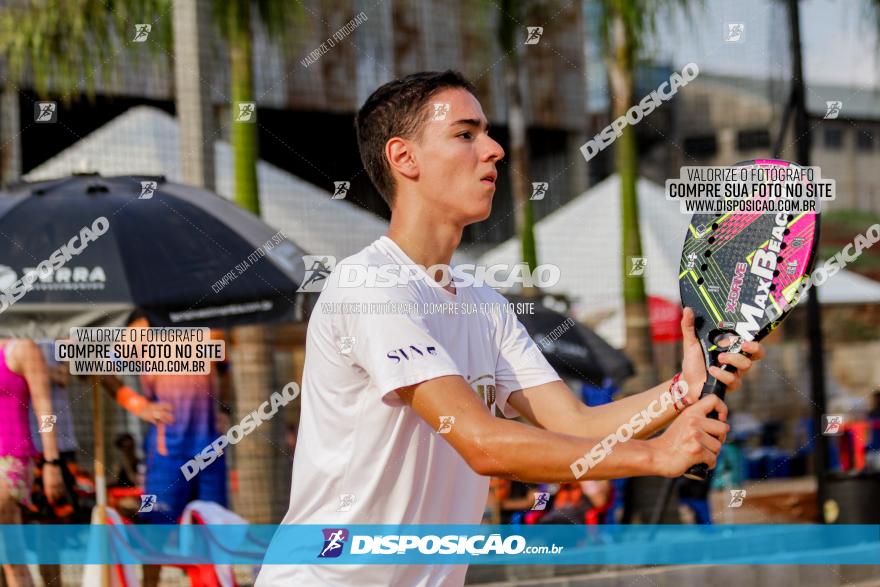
[319,528,349,558]
[469,374,496,409]
[385,344,437,364]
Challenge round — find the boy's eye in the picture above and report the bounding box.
[457,132,473,139]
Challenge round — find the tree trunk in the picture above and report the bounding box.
[499,0,538,296]
[228,0,260,213]
[226,0,277,524]
[0,84,21,183]
[608,9,657,394]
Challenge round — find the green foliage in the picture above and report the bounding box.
[0,0,172,99]
[597,0,699,59]
[211,0,304,51]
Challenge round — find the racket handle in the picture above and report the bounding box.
[682,365,735,482]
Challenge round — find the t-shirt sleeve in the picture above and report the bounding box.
[339,297,462,404]
[493,301,561,419]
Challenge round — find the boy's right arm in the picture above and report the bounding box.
[396,374,729,483]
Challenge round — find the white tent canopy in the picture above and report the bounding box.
[24,106,472,265]
[479,174,880,347]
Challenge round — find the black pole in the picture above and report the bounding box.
[785,0,828,523]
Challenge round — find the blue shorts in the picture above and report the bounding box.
[139,449,228,524]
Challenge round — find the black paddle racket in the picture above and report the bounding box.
[678,159,821,481]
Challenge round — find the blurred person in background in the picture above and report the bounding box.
[865,388,880,470]
[537,480,613,525]
[25,341,85,587]
[112,432,143,489]
[484,478,547,524]
[0,338,63,587]
[99,316,231,587]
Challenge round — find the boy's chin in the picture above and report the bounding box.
[462,206,492,225]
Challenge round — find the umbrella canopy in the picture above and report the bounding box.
[0,174,309,338]
[507,295,634,386]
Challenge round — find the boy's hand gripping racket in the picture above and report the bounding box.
[678,159,821,481]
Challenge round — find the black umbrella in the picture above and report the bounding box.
[0,174,309,338]
[508,295,634,386]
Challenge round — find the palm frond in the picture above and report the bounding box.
[0,0,172,99]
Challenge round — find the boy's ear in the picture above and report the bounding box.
[386,137,419,182]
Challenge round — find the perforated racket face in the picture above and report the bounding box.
[678,159,821,361]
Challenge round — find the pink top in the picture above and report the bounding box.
[0,344,38,457]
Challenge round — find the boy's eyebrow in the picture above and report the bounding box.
[451,118,491,132]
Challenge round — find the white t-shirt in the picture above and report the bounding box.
[256,236,559,587]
